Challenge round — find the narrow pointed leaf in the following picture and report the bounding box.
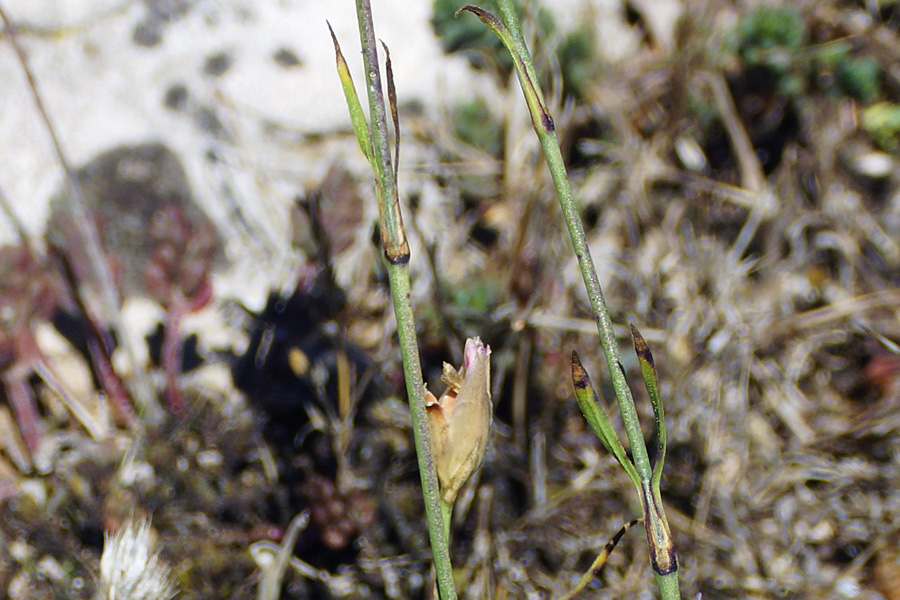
[556,518,640,600]
[631,323,667,488]
[454,5,508,39]
[328,22,372,163]
[456,5,553,134]
[381,40,400,195]
[34,359,104,441]
[571,351,640,485]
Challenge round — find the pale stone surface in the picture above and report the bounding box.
[0,0,673,308]
[0,1,486,249]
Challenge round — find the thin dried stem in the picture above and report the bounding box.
[0,5,158,419]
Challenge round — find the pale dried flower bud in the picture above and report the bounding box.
[426,337,492,504]
[99,517,177,600]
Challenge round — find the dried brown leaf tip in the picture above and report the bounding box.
[571,351,589,390]
[426,337,492,504]
[630,323,654,368]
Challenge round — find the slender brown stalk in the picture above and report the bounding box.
[0,5,158,419]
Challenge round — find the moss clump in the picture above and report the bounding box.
[452,98,503,157]
[835,55,881,103]
[861,102,900,151]
[736,6,805,68]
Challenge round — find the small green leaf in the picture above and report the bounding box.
[571,351,639,486]
[630,323,667,489]
[431,0,512,78]
[327,22,372,163]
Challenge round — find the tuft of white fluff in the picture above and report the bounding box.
[99,517,177,600]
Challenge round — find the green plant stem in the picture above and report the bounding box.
[386,266,456,600]
[354,1,396,248]
[351,2,456,598]
[441,499,453,544]
[655,571,682,599]
[493,0,652,488]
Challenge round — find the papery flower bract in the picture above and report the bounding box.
[99,517,177,600]
[426,337,492,504]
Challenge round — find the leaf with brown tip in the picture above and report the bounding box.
[328,21,372,162]
[630,324,667,490]
[571,351,639,486]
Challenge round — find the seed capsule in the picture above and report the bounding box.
[425,337,492,504]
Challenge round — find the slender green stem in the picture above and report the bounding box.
[386,266,456,599]
[493,0,653,487]
[349,2,457,598]
[655,571,682,599]
[441,499,453,544]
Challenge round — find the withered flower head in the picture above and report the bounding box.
[99,517,177,600]
[426,337,492,504]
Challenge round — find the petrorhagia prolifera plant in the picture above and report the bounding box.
[327,2,479,598]
[457,2,681,598]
